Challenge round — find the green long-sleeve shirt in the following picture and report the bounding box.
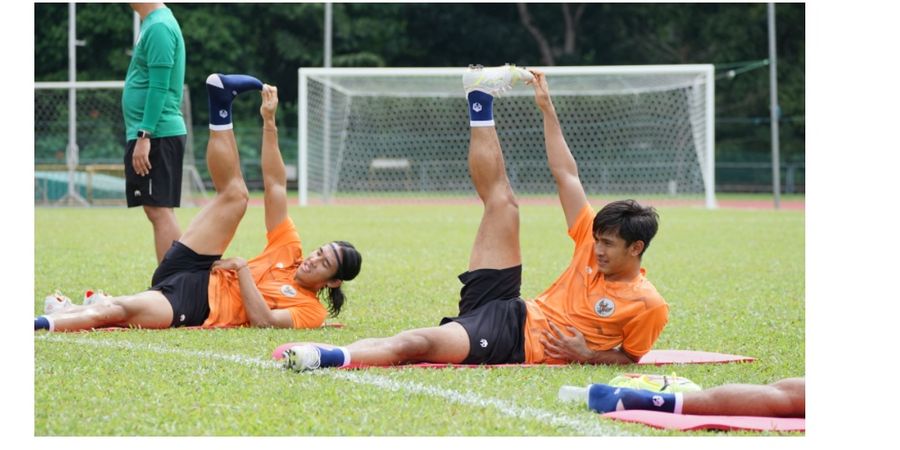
[122,7,186,140]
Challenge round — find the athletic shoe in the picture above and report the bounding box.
[608,372,702,393]
[463,63,534,96]
[83,289,113,306]
[282,344,322,372]
[43,290,73,314]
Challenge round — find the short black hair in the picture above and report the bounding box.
[592,200,659,257]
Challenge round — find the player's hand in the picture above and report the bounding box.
[132,138,152,177]
[260,84,279,122]
[211,257,248,272]
[528,69,554,112]
[540,321,593,363]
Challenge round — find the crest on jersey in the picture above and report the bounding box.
[594,297,615,317]
[281,284,297,297]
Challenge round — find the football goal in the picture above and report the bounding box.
[298,65,715,208]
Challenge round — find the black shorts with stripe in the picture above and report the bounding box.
[124,135,186,208]
[440,265,527,365]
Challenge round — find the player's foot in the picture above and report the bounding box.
[587,383,678,414]
[206,73,264,130]
[283,344,322,372]
[83,289,113,306]
[43,290,73,314]
[462,63,533,97]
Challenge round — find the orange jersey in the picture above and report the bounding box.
[522,204,668,363]
[203,218,328,329]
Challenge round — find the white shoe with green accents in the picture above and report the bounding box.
[463,63,534,97]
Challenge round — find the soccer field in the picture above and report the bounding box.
[34,201,804,436]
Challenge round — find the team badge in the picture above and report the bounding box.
[594,297,615,317]
[280,284,297,297]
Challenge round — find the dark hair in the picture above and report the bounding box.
[592,199,659,257]
[317,241,362,317]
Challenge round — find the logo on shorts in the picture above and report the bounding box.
[652,395,665,407]
[134,190,141,197]
[479,338,489,348]
[219,109,229,118]
[179,314,186,323]
[594,298,615,317]
[281,284,297,297]
[472,102,483,112]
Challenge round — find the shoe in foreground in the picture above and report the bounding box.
[283,344,322,372]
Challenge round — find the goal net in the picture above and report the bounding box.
[34,81,206,206]
[299,65,715,208]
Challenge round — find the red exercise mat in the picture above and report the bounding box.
[601,409,804,432]
[271,343,753,366]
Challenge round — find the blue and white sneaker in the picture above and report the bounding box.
[43,290,73,314]
[463,63,534,97]
[283,344,322,372]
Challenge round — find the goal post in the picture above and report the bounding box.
[34,81,206,206]
[298,65,716,208]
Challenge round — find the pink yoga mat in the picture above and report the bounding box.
[58,322,344,333]
[602,410,805,432]
[272,343,753,366]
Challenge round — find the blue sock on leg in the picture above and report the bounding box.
[35,316,52,331]
[317,346,350,368]
[587,384,681,414]
[467,90,495,127]
[206,73,263,130]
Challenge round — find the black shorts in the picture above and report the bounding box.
[440,265,527,364]
[150,241,221,327]
[125,135,186,208]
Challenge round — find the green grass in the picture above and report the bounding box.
[34,203,804,436]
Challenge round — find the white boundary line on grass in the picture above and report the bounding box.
[36,335,630,436]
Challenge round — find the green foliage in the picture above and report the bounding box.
[34,3,805,172]
[34,200,804,435]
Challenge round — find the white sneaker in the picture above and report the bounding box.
[463,63,534,96]
[43,290,73,314]
[282,344,322,372]
[83,289,113,306]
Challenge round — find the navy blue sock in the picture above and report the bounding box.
[206,73,263,130]
[35,316,51,331]
[467,90,495,127]
[317,346,349,368]
[587,384,679,414]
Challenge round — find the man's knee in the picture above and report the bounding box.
[221,180,250,210]
[390,331,433,359]
[772,378,805,416]
[483,187,519,213]
[88,301,129,324]
[142,205,176,224]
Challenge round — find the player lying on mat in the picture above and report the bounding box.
[282,65,667,370]
[35,77,361,331]
[577,377,805,418]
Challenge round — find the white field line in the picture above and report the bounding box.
[35,334,629,436]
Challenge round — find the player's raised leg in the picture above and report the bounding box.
[462,64,533,271]
[178,74,263,256]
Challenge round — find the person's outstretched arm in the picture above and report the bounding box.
[260,85,289,232]
[530,69,589,229]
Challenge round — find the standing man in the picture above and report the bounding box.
[123,3,187,263]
